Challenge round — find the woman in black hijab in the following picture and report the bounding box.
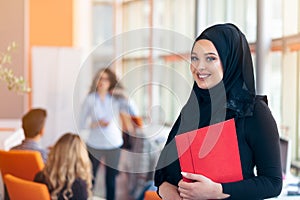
[154,23,282,200]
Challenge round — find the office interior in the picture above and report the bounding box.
[1,0,300,199]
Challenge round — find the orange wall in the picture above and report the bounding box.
[29,0,73,46]
[28,0,73,108]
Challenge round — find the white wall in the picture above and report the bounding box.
[31,46,82,148]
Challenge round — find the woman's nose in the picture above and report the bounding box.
[192,61,205,71]
[198,64,205,70]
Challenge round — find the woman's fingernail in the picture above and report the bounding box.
[181,172,187,176]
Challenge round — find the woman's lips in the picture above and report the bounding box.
[197,72,210,79]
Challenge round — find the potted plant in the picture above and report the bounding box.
[0,42,30,93]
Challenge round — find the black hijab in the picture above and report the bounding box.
[155,23,256,180]
[177,23,256,135]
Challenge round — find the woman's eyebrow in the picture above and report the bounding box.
[204,52,217,56]
[191,52,217,56]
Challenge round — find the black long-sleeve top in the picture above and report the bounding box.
[34,171,89,200]
[154,98,283,200]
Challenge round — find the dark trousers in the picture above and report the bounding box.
[88,146,121,200]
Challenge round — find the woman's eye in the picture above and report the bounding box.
[206,56,216,62]
[191,56,199,62]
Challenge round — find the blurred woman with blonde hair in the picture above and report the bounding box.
[34,133,93,200]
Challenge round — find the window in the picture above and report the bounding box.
[89,0,300,161]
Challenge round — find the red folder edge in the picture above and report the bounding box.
[175,129,196,182]
[175,119,243,183]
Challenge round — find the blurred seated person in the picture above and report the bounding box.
[11,108,48,163]
[34,133,93,200]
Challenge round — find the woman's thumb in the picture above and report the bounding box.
[181,172,208,182]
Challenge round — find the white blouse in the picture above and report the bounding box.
[79,92,125,149]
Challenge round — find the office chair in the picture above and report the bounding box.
[4,174,50,200]
[144,190,161,200]
[0,150,44,180]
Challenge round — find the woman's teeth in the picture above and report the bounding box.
[198,74,209,79]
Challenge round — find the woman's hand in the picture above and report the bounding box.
[159,181,182,200]
[178,172,230,200]
[90,120,109,128]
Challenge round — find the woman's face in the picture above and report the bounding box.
[190,39,223,89]
[97,72,110,92]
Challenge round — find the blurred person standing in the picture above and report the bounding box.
[79,68,125,200]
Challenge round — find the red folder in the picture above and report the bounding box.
[175,118,243,183]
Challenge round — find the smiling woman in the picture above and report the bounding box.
[154,23,282,200]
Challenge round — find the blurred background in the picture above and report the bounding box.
[0,0,299,187]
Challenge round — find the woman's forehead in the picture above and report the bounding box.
[192,39,219,54]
